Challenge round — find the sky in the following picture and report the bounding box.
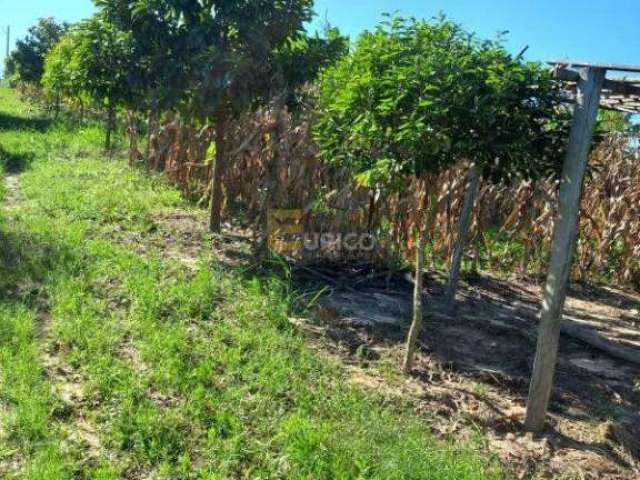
[309,0,640,70]
[1,0,639,74]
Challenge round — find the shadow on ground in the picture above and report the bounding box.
[0,112,51,132]
[288,262,640,479]
[0,228,68,308]
[0,111,48,173]
[0,145,36,173]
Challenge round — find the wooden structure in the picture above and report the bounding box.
[525,61,640,432]
[551,61,640,113]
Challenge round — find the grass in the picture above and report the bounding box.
[0,87,503,479]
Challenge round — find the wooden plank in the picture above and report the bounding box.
[524,67,606,433]
[552,66,640,112]
[445,164,479,304]
[557,92,640,113]
[553,67,580,82]
[548,60,640,73]
[602,80,640,97]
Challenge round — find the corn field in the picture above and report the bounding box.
[130,105,639,288]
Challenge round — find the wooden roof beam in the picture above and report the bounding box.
[548,60,640,73]
[553,66,640,97]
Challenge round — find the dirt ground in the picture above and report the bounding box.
[289,264,640,480]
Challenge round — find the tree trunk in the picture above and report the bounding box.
[209,104,227,233]
[127,111,139,167]
[146,95,159,162]
[54,92,60,119]
[105,103,116,153]
[445,164,480,305]
[524,66,605,433]
[445,170,454,259]
[403,187,438,373]
[402,224,426,374]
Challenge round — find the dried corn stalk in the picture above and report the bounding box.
[140,106,639,288]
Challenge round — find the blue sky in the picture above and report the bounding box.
[1,0,639,73]
[309,0,640,69]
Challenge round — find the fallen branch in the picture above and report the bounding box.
[562,315,640,366]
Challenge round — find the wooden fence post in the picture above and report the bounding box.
[445,164,479,305]
[525,67,605,432]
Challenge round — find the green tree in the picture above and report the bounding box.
[71,14,136,151]
[315,16,482,372]
[5,17,69,85]
[93,0,187,153]
[42,34,87,119]
[170,0,314,232]
[315,16,569,371]
[94,0,316,232]
[442,45,569,305]
[266,26,349,107]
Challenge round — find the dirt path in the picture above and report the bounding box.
[2,174,105,461]
[3,174,22,208]
[40,312,104,457]
[107,206,254,270]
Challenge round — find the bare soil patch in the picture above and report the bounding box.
[291,264,640,479]
[107,208,253,270]
[3,175,22,208]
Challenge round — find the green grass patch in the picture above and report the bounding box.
[0,87,502,479]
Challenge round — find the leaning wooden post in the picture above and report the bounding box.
[525,67,605,432]
[445,163,479,305]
